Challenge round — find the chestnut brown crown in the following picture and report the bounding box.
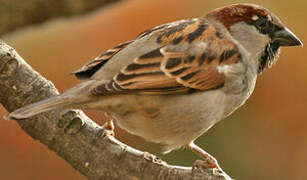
[206,4,283,31]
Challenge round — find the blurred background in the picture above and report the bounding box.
[0,0,306,179]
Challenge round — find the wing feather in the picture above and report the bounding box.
[72,40,134,79]
[90,19,241,95]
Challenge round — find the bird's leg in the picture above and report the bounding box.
[189,142,222,171]
[102,112,115,137]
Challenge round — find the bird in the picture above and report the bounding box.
[6,3,302,171]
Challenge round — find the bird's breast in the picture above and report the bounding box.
[98,83,254,151]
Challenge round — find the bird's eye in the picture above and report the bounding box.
[255,18,268,28]
[254,16,271,33]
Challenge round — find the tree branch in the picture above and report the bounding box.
[0,0,121,35]
[0,41,231,180]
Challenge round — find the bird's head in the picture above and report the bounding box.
[206,3,302,73]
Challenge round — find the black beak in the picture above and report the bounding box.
[273,28,303,47]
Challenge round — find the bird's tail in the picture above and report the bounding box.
[5,80,99,120]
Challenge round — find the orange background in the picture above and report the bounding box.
[1,0,306,179]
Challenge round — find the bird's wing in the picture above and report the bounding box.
[90,19,242,95]
[71,19,195,80]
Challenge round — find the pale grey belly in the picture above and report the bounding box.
[91,89,247,150]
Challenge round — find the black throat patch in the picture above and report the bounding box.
[258,42,280,74]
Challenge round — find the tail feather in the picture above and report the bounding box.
[6,95,81,120]
[5,80,100,120]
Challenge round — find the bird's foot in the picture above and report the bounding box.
[102,113,115,137]
[192,159,232,180]
[189,142,225,174]
[193,159,222,174]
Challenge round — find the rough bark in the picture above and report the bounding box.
[0,0,121,35]
[0,41,233,180]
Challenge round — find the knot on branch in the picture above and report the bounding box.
[58,110,85,135]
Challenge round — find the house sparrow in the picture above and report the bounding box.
[6,3,302,171]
